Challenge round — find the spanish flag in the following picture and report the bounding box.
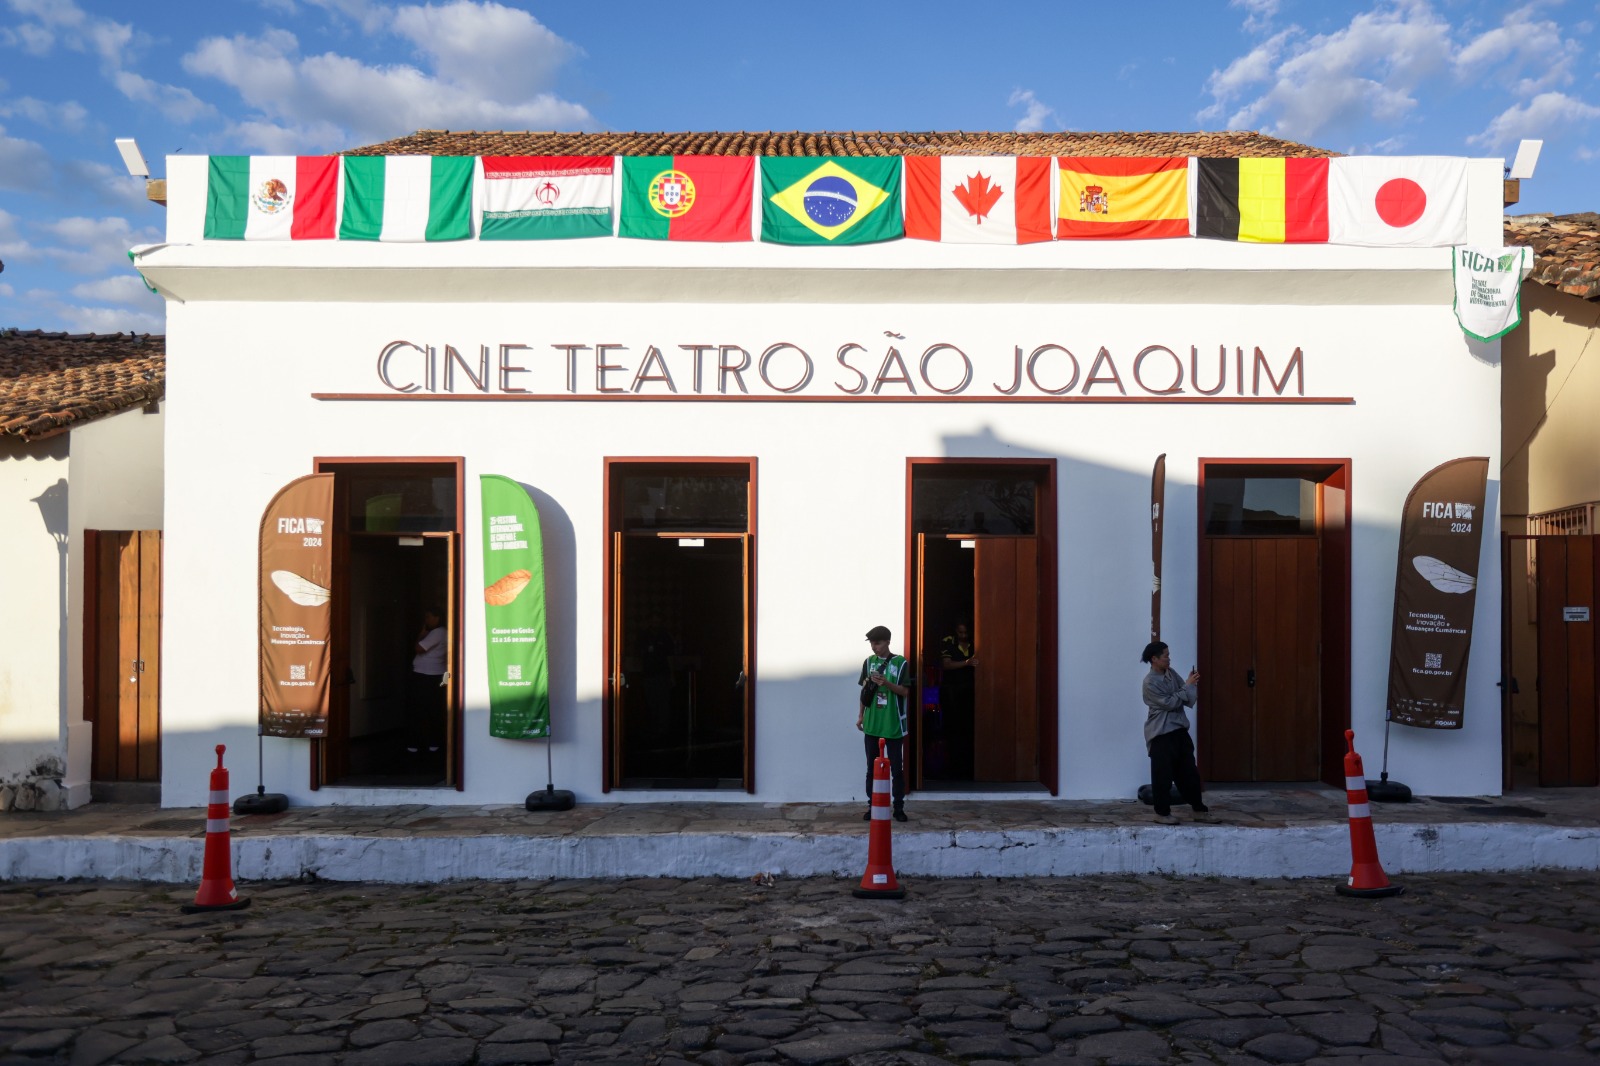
[1193,158,1329,243]
[1056,157,1189,239]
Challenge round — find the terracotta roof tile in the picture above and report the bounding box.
[0,330,165,442]
[1505,213,1600,301]
[346,129,1337,159]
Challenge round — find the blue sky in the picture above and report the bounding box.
[2,0,1596,334]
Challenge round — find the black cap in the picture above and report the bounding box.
[865,625,891,642]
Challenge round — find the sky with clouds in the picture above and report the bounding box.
[1,0,1596,334]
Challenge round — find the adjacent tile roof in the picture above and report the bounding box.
[1505,213,1600,300]
[0,331,165,442]
[348,129,1337,159]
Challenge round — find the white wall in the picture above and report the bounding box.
[0,435,69,783]
[156,296,1502,807]
[60,402,165,805]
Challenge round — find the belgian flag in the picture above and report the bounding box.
[1193,158,1329,243]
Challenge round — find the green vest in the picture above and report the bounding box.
[860,654,909,739]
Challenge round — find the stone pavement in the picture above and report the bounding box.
[2,787,1600,883]
[3,871,1599,1065]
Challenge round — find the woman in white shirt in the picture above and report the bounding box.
[407,608,447,754]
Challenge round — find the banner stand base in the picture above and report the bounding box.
[1366,777,1412,803]
[526,785,575,812]
[234,790,289,815]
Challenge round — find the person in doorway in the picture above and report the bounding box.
[856,625,911,821]
[939,622,977,780]
[407,608,447,755]
[1140,641,1209,824]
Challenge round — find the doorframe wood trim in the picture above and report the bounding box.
[83,528,101,733]
[904,457,1059,795]
[601,457,759,794]
[310,456,467,791]
[1196,458,1352,787]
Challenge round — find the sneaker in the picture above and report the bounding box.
[893,807,908,822]
[1153,813,1180,825]
[427,746,441,753]
[1192,808,1213,822]
[405,746,419,753]
[862,809,872,821]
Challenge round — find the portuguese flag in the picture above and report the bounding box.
[1193,157,1329,243]
[620,156,753,241]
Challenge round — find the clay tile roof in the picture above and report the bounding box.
[346,129,1336,159]
[1505,213,1600,301]
[0,330,165,442]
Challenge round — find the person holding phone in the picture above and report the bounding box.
[1140,640,1209,825]
[856,625,911,822]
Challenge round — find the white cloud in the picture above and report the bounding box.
[1204,2,1456,139]
[1009,89,1057,133]
[1231,0,1281,34]
[0,123,51,191]
[69,274,154,305]
[0,282,13,298]
[37,215,162,275]
[1469,91,1600,149]
[184,9,593,149]
[1456,5,1581,96]
[59,159,155,209]
[0,96,89,131]
[112,70,214,124]
[55,302,163,334]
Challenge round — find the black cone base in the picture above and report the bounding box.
[181,897,252,914]
[1136,784,1186,806]
[1365,779,1412,803]
[233,793,288,815]
[526,787,576,812]
[852,886,906,899]
[1335,883,1404,899]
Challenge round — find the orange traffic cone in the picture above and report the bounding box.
[853,739,905,899]
[182,745,252,913]
[1335,730,1403,899]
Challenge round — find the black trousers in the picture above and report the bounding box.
[863,734,906,807]
[1148,728,1205,815]
[406,671,446,749]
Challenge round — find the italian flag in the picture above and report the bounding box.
[204,156,338,240]
[339,155,474,242]
[482,156,613,240]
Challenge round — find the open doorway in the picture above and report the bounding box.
[908,460,1057,793]
[605,460,755,791]
[315,459,462,790]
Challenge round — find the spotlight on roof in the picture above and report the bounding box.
[115,138,149,178]
[1508,140,1542,181]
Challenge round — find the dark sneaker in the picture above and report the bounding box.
[1154,813,1180,825]
[893,807,908,822]
[862,809,871,821]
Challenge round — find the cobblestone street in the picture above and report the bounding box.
[3,872,1599,1065]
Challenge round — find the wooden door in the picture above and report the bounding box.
[86,530,161,782]
[1203,537,1320,781]
[973,538,1040,782]
[1536,535,1600,786]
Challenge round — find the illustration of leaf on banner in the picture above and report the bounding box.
[953,172,1004,223]
[1412,555,1475,594]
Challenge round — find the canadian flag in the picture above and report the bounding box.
[1328,157,1468,248]
[904,156,1053,244]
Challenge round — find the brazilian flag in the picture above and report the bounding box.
[761,157,902,245]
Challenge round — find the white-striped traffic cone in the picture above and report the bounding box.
[1335,730,1403,899]
[182,745,252,913]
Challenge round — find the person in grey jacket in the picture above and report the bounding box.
[1141,640,1210,825]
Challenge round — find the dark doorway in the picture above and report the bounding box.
[605,461,755,791]
[1198,462,1350,785]
[315,460,462,789]
[909,460,1056,792]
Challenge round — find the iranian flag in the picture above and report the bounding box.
[339,155,474,242]
[482,156,613,240]
[619,156,753,241]
[1328,157,1468,247]
[904,156,1052,244]
[204,156,338,240]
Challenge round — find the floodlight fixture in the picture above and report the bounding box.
[1508,140,1543,181]
[115,138,149,178]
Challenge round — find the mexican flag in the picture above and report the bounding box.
[619,156,753,241]
[204,156,338,240]
[339,155,474,242]
[762,157,902,245]
[482,156,613,240]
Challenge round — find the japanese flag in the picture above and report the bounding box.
[1328,157,1468,247]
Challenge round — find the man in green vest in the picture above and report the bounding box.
[856,624,910,821]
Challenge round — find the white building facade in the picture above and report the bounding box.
[137,136,1507,809]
